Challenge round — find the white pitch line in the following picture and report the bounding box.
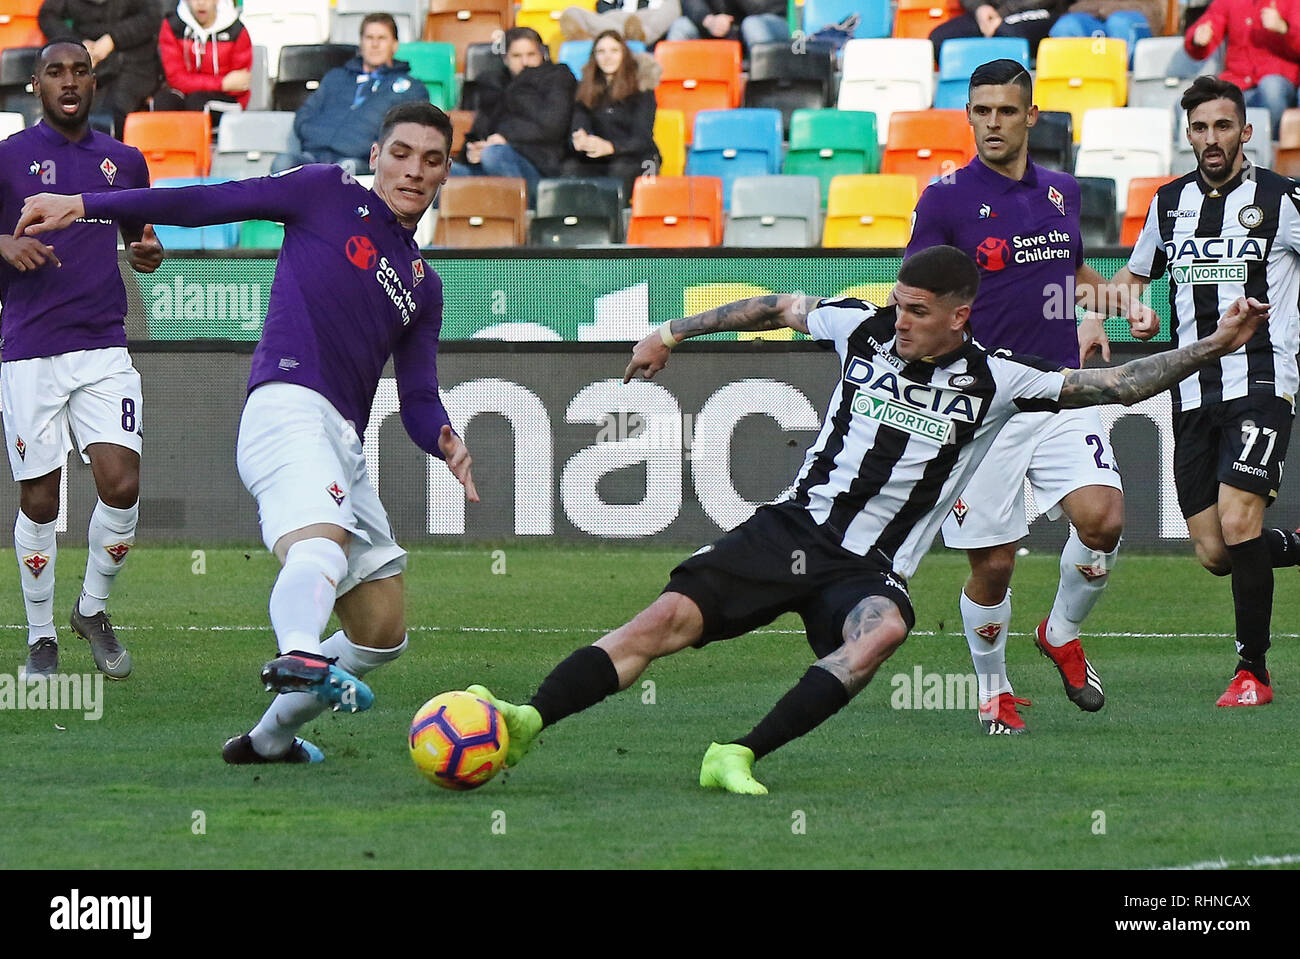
[1156,853,1300,870]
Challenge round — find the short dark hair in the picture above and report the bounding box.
[1181,75,1247,126]
[968,58,1032,107]
[504,26,546,55]
[38,37,91,67]
[898,246,981,305]
[360,12,399,41]
[378,101,454,153]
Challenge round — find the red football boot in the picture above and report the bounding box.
[978,693,1031,735]
[1216,670,1274,707]
[1035,619,1105,712]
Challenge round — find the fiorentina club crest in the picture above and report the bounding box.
[974,622,1003,642]
[100,157,117,185]
[951,497,969,525]
[411,259,425,286]
[14,436,25,461]
[1076,563,1109,582]
[1047,185,1065,216]
[327,482,346,505]
[104,542,131,563]
[22,552,48,577]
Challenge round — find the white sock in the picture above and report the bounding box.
[961,588,1012,702]
[80,499,138,616]
[248,629,407,757]
[15,511,57,644]
[1045,529,1119,647]
[267,538,348,656]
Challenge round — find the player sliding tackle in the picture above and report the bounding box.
[470,246,1269,795]
[17,102,477,765]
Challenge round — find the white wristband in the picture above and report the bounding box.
[659,320,680,349]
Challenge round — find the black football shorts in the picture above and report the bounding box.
[1173,394,1295,518]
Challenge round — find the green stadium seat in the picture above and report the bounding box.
[783,109,879,208]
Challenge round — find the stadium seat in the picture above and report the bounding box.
[331,0,424,44]
[395,42,458,111]
[449,109,476,156]
[686,108,783,210]
[654,108,687,177]
[459,42,506,111]
[238,219,286,250]
[742,41,835,133]
[1130,36,1220,112]
[0,110,22,141]
[837,38,934,144]
[934,36,1031,110]
[124,111,211,182]
[1029,110,1074,173]
[626,175,724,247]
[1077,176,1118,246]
[272,43,356,113]
[424,0,514,72]
[1035,37,1128,143]
[513,0,573,59]
[246,44,272,112]
[211,111,296,179]
[0,0,42,50]
[240,1,333,79]
[654,40,743,144]
[0,44,38,124]
[893,0,962,40]
[1049,10,1150,68]
[151,178,240,250]
[801,0,891,38]
[783,109,880,206]
[559,39,646,80]
[1120,176,1176,246]
[529,177,623,246]
[724,175,821,247]
[433,177,528,247]
[822,174,917,247]
[1074,107,1172,211]
[880,109,975,194]
[1276,108,1300,177]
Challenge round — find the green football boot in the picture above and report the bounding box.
[699,742,768,795]
[467,684,542,767]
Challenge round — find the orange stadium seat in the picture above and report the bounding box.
[892,0,961,39]
[1120,176,1176,246]
[0,1,44,50]
[1035,37,1128,143]
[433,177,528,247]
[424,0,513,72]
[123,111,211,182]
[822,174,918,247]
[448,109,476,157]
[880,109,974,193]
[626,175,724,247]
[1276,108,1300,177]
[654,40,742,144]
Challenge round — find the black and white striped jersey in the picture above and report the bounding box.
[1127,162,1300,413]
[786,297,1065,578]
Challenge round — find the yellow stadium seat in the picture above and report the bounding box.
[1035,37,1128,143]
[514,0,588,59]
[654,108,686,177]
[822,174,917,248]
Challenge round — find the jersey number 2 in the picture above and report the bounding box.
[1086,434,1113,471]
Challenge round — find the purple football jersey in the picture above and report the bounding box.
[81,165,451,455]
[0,122,149,361]
[907,157,1083,370]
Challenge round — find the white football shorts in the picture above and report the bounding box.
[941,406,1123,549]
[1,347,144,482]
[237,382,407,595]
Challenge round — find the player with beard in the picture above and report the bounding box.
[0,39,162,682]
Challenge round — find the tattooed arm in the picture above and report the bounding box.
[1059,296,1269,408]
[624,293,824,383]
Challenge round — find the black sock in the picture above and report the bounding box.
[528,645,620,728]
[1226,536,1272,681]
[1264,527,1300,567]
[734,666,850,761]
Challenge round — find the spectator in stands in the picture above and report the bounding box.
[559,0,682,45]
[154,0,252,125]
[38,0,163,138]
[563,30,660,197]
[929,0,1069,61]
[453,27,576,206]
[1186,0,1300,135]
[271,13,428,175]
[1053,0,1165,42]
[666,0,788,49]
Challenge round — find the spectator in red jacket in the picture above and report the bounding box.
[154,0,252,123]
[1187,0,1300,135]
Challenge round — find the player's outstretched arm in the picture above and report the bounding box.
[437,424,479,503]
[1059,296,1268,408]
[14,193,84,237]
[624,293,823,383]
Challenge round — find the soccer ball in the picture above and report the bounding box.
[409,691,509,790]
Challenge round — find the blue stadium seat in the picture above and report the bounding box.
[152,178,240,250]
[685,108,783,210]
[935,36,1031,110]
[801,0,891,38]
[558,39,646,81]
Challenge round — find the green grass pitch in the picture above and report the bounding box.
[2,543,1297,870]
